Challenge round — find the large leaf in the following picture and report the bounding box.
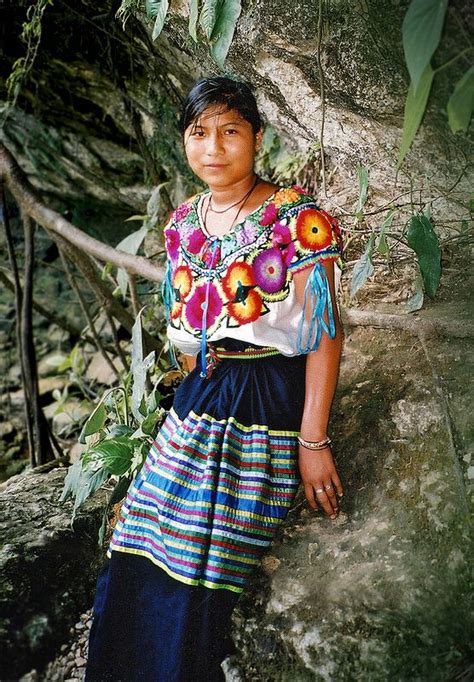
[84,437,135,476]
[131,309,155,423]
[210,0,242,68]
[447,66,474,134]
[402,0,448,92]
[79,403,106,444]
[397,63,434,169]
[199,0,222,40]
[144,0,169,40]
[350,233,375,298]
[355,164,369,217]
[115,223,149,297]
[60,461,109,519]
[406,214,441,298]
[189,0,200,42]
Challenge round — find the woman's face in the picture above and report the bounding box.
[183,105,262,188]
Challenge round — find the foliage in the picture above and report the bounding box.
[117,0,242,67]
[399,0,473,167]
[1,0,54,127]
[60,309,179,544]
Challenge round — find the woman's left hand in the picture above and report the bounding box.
[298,445,343,519]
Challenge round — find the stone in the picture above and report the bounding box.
[0,469,107,679]
[231,325,473,681]
[37,353,69,378]
[84,352,125,386]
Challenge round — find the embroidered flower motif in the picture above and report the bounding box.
[272,221,291,247]
[202,243,221,267]
[187,229,207,255]
[185,283,223,330]
[164,228,180,261]
[319,209,344,256]
[296,208,333,251]
[237,221,259,246]
[173,266,193,301]
[252,248,287,293]
[273,188,300,207]
[173,203,192,222]
[259,202,278,226]
[222,262,255,301]
[228,290,263,325]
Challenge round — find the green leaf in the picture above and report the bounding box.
[115,223,149,297]
[107,424,135,438]
[210,0,241,68]
[402,0,448,92]
[350,233,376,298]
[377,208,396,257]
[147,0,169,40]
[189,0,200,42]
[141,411,160,435]
[447,65,474,134]
[79,403,107,444]
[131,310,155,423]
[199,0,222,40]
[397,64,434,169]
[355,164,369,217]
[110,475,132,505]
[406,215,441,298]
[85,437,135,476]
[60,461,109,519]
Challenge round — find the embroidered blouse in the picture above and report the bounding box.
[162,186,344,372]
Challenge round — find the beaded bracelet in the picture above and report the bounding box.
[297,435,332,450]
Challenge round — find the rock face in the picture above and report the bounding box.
[0,468,106,680]
[227,321,473,681]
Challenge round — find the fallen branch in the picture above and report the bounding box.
[341,307,474,338]
[0,143,165,283]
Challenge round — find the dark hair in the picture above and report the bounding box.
[180,77,262,136]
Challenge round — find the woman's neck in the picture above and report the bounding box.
[206,172,257,210]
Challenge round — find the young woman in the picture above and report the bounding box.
[85,76,344,682]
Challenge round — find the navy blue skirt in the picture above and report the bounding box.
[86,341,307,681]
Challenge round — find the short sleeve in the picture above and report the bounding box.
[285,201,344,274]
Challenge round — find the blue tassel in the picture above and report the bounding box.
[161,261,173,323]
[161,262,179,368]
[199,240,219,379]
[296,261,336,354]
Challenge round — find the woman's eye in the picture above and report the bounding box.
[225,129,237,134]
[193,130,205,137]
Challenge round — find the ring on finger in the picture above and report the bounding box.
[315,488,325,494]
[325,484,333,491]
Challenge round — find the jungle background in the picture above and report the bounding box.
[0,0,473,680]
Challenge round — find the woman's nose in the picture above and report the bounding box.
[206,133,224,155]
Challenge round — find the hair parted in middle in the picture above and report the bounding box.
[180,76,262,136]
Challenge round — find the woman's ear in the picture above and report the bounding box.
[255,129,263,150]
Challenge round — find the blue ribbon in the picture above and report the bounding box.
[199,240,220,379]
[296,261,336,354]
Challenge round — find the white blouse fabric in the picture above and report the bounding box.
[162,186,344,359]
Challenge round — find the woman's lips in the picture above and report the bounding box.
[205,164,227,168]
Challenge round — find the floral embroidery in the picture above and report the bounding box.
[296,208,333,251]
[163,186,344,338]
[187,229,207,255]
[252,248,287,294]
[259,202,279,226]
[185,283,223,330]
[164,228,180,261]
[173,202,192,222]
[273,188,300,207]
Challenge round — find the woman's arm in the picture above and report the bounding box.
[293,260,344,519]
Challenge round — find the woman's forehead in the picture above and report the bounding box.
[189,106,248,128]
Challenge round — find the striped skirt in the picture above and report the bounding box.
[85,340,307,681]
